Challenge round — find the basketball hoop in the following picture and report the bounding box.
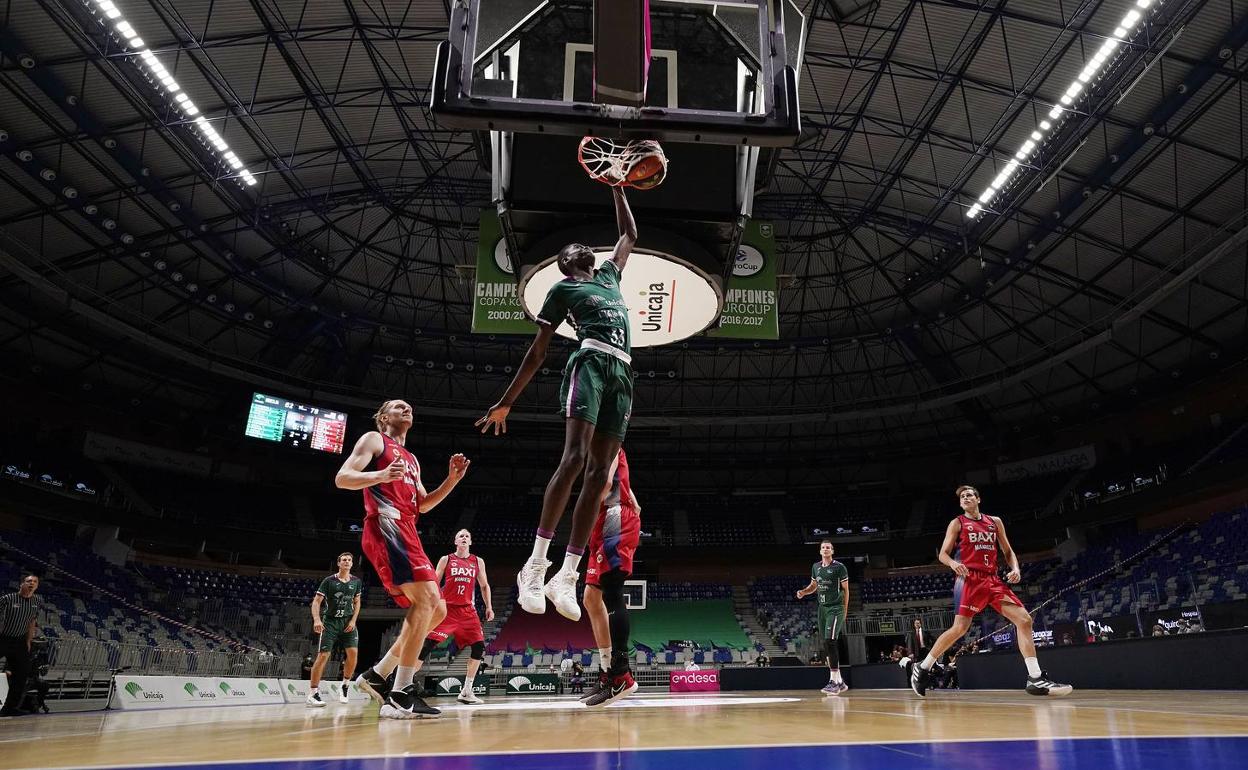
[577,137,669,190]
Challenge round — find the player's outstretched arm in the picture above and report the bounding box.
[476,324,555,435]
[994,516,1022,583]
[476,557,495,622]
[418,454,471,513]
[434,555,449,584]
[334,432,391,490]
[841,577,850,618]
[795,578,817,599]
[609,187,638,271]
[938,518,968,577]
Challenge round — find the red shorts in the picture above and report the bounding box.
[426,603,484,647]
[586,503,640,587]
[361,514,435,608]
[954,571,1024,618]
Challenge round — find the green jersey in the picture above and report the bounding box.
[811,560,848,608]
[316,574,362,622]
[537,259,631,354]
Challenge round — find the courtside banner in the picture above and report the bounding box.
[112,676,286,710]
[707,220,779,340]
[425,673,492,697]
[280,679,309,703]
[505,673,559,695]
[670,670,720,693]
[318,680,372,702]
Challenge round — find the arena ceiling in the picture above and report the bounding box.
[1,0,1246,459]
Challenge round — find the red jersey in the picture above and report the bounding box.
[441,553,480,606]
[362,433,422,521]
[602,448,633,511]
[957,513,1000,574]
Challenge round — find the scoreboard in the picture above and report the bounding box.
[245,392,347,454]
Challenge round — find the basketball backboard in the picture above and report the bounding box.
[431,0,803,146]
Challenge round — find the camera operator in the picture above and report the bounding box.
[0,575,42,716]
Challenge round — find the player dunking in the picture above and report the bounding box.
[335,399,471,719]
[796,539,849,695]
[307,552,362,707]
[476,186,637,622]
[580,447,641,707]
[909,485,1072,698]
[409,529,495,705]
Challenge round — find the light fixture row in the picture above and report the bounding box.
[89,0,258,187]
[966,0,1159,219]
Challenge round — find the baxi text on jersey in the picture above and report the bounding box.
[967,531,997,544]
[450,566,476,577]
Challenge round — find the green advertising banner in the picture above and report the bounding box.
[707,219,779,340]
[471,210,528,334]
[472,211,778,340]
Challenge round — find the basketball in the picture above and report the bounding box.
[578,137,668,189]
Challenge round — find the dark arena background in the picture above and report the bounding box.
[1,0,1248,768]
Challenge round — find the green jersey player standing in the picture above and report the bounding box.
[477,185,637,624]
[307,552,362,707]
[796,539,850,695]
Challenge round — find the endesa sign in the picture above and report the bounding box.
[669,670,720,693]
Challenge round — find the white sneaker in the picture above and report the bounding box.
[543,569,581,621]
[378,703,402,719]
[457,689,483,705]
[517,558,551,614]
[306,690,326,708]
[338,682,350,704]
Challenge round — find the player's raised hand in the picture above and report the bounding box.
[475,403,510,435]
[950,561,970,578]
[1005,568,1021,584]
[448,453,471,480]
[379,458,405,482]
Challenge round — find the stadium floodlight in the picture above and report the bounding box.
[90,0,261,188]
[966,1,1163,218]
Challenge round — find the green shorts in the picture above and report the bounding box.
[558,348,633,439]
[817,606,845,641]
[318,620,358,653]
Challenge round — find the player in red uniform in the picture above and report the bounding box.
[334,399,471,719]
[580,448,641,707]
[410,529,494,705]
[909,485,1072,698]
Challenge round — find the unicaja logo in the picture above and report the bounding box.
[638,282,672,333]
[508,676,531,689]
[218,682,245,697]
[437,677,462,694]
[185,682,215,699]
[124,681,164,700]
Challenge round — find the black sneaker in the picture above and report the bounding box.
[355,668,391,704]
[1026,672,1073,697]
[579,669,609,703]
[583,671,638,708]
[387,684,441,719]
[909,661,930,698]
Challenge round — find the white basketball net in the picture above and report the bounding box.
[577,137,667,187]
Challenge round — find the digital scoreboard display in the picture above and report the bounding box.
[245,393,347,454]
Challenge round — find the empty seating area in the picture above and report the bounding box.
[686,506,774,546]
[1031,507,1248,626]
[747,575,815,650]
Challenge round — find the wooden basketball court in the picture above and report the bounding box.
[4,689,1246,770]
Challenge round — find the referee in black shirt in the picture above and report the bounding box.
[0,575,41,716]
